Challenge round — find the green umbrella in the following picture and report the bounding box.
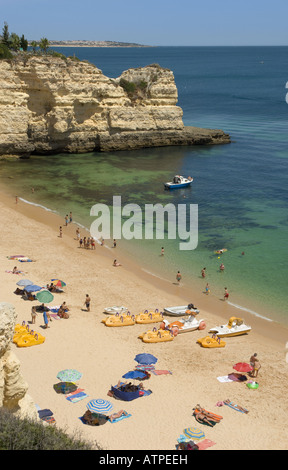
[36,289,54,304]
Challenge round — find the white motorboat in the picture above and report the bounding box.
[161,316,206,334]
[103,306,128,315]
[209,317,251,337]
[164,175,193,190]
[164,304,200,316]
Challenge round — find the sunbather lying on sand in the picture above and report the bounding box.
[108,410,128,422]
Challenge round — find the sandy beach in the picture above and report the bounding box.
[1,188,288,451]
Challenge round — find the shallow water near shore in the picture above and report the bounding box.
[1,46,288,325]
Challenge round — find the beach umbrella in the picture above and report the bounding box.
[16,279,34,287]
[36,290,54,304]
[24,284,42,292]
[134,353,158,365]
[122,370,147,380]
[57,369,82,382]
[183,427,205,440]
[53,382,78,394]
[233,362,253,373]
[87,399,113,414]
[51,279,66,288]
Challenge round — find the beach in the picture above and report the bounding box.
[1,189,288,451]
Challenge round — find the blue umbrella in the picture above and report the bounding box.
[122,370,147,380]
[16,279,34,287]
[87,399,113,414]
[134,353,158,365]
[24,284,42,292]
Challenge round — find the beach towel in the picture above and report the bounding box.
[224,400,249,413]
[42,416,56,424]
[151,370,172,376]
[38,409,53,419]
[66,391,88,403]
[5,270,24,275]
[217,375,233,383]
[65,388,85,397]
[135,364,155,371]
[109,412,132,424]
[197,439,216,450]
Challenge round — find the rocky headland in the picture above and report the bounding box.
[0,55,230,157]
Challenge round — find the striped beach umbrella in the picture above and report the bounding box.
[86,399,113,414]
[57,369,82,383]
[183,427,205,440]
[51,279,66,288]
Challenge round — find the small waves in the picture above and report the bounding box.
[227,301,273,322]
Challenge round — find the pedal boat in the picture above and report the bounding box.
[160,316,206,335]
[139,327,175,343]
[103,306,128,315]
[197,335,226,348]
[135,309,164,324]
[102,312,136,327]
[209,317,251,337]
[16,330,45,347]
[164,305,200,316]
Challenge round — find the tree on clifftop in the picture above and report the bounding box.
[39,37,49,53]
[1,22,9,47]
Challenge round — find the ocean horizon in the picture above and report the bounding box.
[1,46,288,326]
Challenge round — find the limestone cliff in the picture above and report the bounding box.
[0,55,230,156]
[0,302,38,420]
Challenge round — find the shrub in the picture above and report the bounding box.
[0,43,13,59]
[0,408,99,450]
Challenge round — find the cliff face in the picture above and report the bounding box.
[0,302,37,420]
[0,56,230,156]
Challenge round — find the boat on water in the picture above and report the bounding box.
[164,304,200,316]
[209,317,251,337]
[164,175,193,190]
[160,316,206,334]
[103,306,128,314]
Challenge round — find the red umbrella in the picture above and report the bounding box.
[233,362,253,373]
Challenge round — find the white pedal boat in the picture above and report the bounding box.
[161,316,206,334]
[103,306,128,315]
[209,317,251,337]
[164,304,200,316]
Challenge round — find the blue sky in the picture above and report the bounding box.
[1,0,287,46]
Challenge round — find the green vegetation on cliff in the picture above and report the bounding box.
[0,408,100,450]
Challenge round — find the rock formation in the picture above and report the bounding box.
[0,55,230,157]
[0,302,37,420]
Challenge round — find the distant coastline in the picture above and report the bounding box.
[43,40,152,48]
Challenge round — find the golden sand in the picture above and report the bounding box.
[1,190,288,450]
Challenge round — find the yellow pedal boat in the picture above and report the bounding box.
[135,309,164,324]
[102,313,136,327]
[197,335,226,348]
[139,327,175,343]
[13,323,31,343]
[16,330,45,347]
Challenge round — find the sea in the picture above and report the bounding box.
[1,46,288,326]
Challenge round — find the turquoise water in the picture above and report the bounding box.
[1,46,288,325]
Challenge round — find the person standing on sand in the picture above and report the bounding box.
[224,287,229,301]
[250,353,261,377]
[176,271,182,284]
[84,294,91,312]
[113,239,117,248]
[76,227,80,240]
[205,283,210,295]
[59,226,62,238]
[31,306,38,324]
[65,214,69,226]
